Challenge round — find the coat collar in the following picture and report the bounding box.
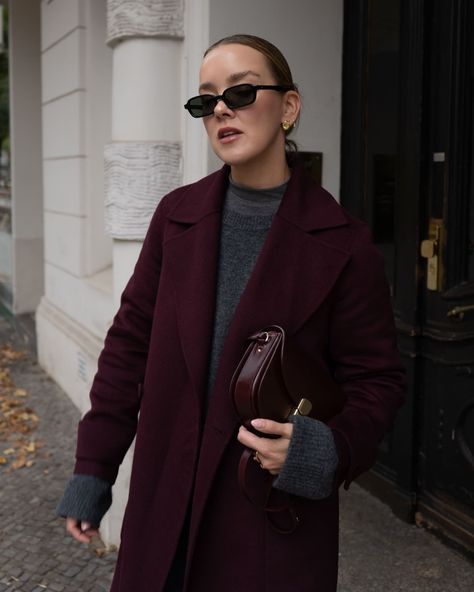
[166,162,349,234]
[163,160,354,424]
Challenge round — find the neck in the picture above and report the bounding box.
[230,157,290,189]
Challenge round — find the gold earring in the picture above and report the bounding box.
[282,120,293,131]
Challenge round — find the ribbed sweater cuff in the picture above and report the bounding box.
[56,474,112,527]
[273,415,339,500]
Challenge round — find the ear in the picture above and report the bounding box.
[282,90,301,124]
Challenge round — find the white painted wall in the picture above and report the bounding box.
[38,0,114,417]
[41,0,113,280]
[41,0,85,50]
[112,38,181,142]
[189,0,343,198]
[182,0,210,184]
[8,0,44,313]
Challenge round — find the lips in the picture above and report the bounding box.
[218,127,242,140]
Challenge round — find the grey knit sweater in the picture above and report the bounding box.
[56,178,338,525]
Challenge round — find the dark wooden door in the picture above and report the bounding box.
[416,0,474,550]
[341,0,474,550]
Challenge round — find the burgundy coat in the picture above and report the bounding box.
[75,164,406,591]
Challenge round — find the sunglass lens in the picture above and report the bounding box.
[186,95,215,118]
[223,84,256,108]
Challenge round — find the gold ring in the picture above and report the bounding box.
[253,450,263,468]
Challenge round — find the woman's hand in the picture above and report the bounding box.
[237,419,293,475]
[65,517,99,544]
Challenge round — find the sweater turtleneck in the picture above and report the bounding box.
[205,177,287,399]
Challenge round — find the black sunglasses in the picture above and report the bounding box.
[184,83,295,118]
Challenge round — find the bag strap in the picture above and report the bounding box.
[237,447,299,535]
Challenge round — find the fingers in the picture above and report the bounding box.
[65,517,99,544]
[237,420,294,474]
[237,421,293,451]
[251,418,293,438]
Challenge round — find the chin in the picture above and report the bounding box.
[213,149,256,168]
[210,140,253,165]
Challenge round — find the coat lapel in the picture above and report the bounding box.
[164,168,229,407]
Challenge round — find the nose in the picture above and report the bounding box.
[213,97,234,117]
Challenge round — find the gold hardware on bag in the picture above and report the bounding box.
[292,398,313,416]
[256,331,271,352]
[420,218,444,291]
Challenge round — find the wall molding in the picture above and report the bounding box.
[104,141,182,240]
[107,0,184,44]
[37,296,105,359]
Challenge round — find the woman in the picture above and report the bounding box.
[57,34,406,591]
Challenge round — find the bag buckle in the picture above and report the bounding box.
[292,398,313,417]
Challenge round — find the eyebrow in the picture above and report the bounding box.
[199,70,261,93]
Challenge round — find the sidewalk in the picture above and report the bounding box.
[0,315,473,591]
[0,316,116,592]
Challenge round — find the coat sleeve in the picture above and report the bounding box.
[73,201,168,483]
[327,225,407,489]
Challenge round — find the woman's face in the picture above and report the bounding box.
[199,44,296,177]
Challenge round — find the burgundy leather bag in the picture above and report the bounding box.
[230,325,346,532]
[230,325,345,426]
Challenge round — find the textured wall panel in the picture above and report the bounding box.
[107,0,184,43]
[104,141,182,239]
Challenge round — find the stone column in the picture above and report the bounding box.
[102,0,184,544]
[105,0,184,301]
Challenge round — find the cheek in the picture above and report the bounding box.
[203,119,213,137]
[250,100,283,133]
[249,113,283,143]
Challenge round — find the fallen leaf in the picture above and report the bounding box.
[93,542,117,557]
[11,456,26,470]
[25,441,36,453]
[0,349,43,462]
[0,345,25,361]
[0,456,7,464]
[0,368,13,387]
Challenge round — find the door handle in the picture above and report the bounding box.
[420,238,438,258]
[447,305,474,321]
[420,218,444,291]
